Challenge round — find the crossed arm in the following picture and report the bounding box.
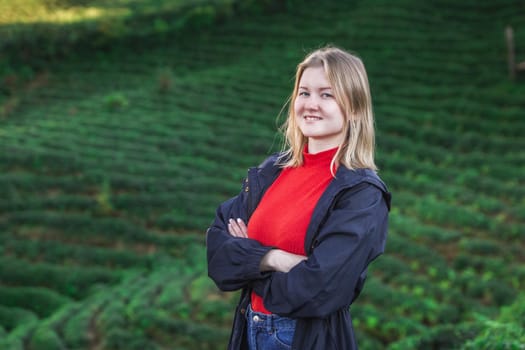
[208,182,389,318]
[227,218,307,273]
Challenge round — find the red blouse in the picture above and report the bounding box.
[247,146,338,314]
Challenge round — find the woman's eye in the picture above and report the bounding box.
[322,93,333,98]
[299,91,309,97]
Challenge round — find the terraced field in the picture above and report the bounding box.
[1,0,524,349]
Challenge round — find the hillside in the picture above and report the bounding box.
[1,0,524,349]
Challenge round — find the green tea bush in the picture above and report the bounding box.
[4,237,154,268]
[0,306,38,331]
[459,238,502,255]
[0,256,120,299]
[101,327,159,350]
[0,337,24,350]
[0,195,94,212]
[355,330,384,350]
[61,300,100,348]
[372,255,411,282]
[27,325,66,350]
[389,323,480,350]
[133,308,229,347]
[0,287,71,318]
[0,150,83,175]
[8,211,162,244]
[0,321,37,350]
[196,298,233,325]
[104,92,129,111]
[461,295,525,349]
[95,300,127,332]
[0,0,291,83]
[455,268,516,306]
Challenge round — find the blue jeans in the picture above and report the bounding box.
[246,304,297,350]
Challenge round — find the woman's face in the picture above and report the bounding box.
[294,66,346,153]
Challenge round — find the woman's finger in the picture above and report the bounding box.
[235,218,248,238]
[228,219,243,237]
[228,219,238,236]
[228,218,248,238]
[235,219,247,235]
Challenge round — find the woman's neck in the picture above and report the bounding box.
[307,139,341,154]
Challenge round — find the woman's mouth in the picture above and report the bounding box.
[304,115,323,121]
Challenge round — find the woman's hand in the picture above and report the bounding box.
[228,218,248,238]
[260,250,307,273]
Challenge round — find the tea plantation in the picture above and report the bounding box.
[1,0,524,349]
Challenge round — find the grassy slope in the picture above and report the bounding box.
[1,0,525,349]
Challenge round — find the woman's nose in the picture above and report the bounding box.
[305,95,319,110]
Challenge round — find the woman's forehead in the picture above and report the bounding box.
[298,66,331,86]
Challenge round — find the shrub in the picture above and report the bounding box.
[0,305,38,331]
[0,256,120,299]
[95,178,114,215]
[461,295,525,349]
[96,300,127,331]
[389,323,480,350]
[0,286,71,318]
[61,302,101,349]
[28,325,66,350]
[104,92,129,110]
[459,238,501,256]
[156,67,174,93]
[102,328,159,350]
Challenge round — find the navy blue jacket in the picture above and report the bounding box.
[206,153,391,349]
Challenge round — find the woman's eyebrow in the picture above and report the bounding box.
[298,86,332,90]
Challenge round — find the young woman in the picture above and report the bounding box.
[206,46,391,350]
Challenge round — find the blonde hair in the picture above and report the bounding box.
[278,46,377,173]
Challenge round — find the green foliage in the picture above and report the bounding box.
[156,67,174,93]
[2,236,155,268]
[0,287,71,318]
[95,178,114,214]
[104,92,129,111]
[462,321,525,350]
[388,323,480,350]
[461,295,525,350]
[61,301,100,348]
[96,299,128,333]
[27,325,66,350]
[0,306,38,332]
[0,0,285,83]
[0,256,120,299]
[102,328,159,350]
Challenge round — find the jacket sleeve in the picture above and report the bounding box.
[206,193,273,292]
[251,183,389,318]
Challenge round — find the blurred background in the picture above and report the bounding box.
[1,0,524,349]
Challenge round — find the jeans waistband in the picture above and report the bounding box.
[246,304,297,330]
